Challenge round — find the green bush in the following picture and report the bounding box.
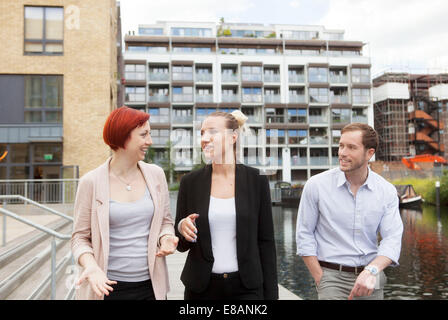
[390,170,448,205]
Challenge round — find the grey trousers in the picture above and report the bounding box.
[316,267,387,300]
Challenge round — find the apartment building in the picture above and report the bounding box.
[0,0,122,179]
[373,73,448,161]
[123,21,373,184]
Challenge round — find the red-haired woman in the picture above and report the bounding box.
[71,106,178,300]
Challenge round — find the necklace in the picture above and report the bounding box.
[111,170,138,191]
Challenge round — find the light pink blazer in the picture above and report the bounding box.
[71,157,175,300]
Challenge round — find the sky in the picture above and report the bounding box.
[119,0,448,76]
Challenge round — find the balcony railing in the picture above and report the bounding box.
[149,115,170,123]
[291,157,308,166]
[196,94,213,103]
[222,94,239,103]
[243,157,263,166]
[309,156,329,165]
[289,74,305,83]
[195,73,213,82]
[242,94,262,103]
[309,115,328,124]
[264,95,281,103]
[352,115,368,123]
[151,137,170,145]
[148,94,169,103]
[329,75,347,84]
[221,74,238,82]
[353,97,370,104]
[309,136,329,145]
[172,73,193,81]
[172,94,193,102]
[266,157,283,166]
[332,157,340,165]
[289,95,306,103]
[332,116,351,124]
[288,116,307,124]
[148,73,170,82]
[266,115,285,123]
[288,137,308,145]
[174,158,193,167]
[246,115,262,124]
[264,74,280,82]
[172,115,193,124]
[330,95,349,104]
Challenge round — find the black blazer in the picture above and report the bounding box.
[175,164,279,300]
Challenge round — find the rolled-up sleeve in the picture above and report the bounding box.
[377,189,404,266]
[296,179,319,256]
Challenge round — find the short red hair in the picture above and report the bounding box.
[103,106,150,151]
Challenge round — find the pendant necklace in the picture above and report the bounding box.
[112,170,137,191]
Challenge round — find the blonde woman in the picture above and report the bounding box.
[71,106,178,300]
[175,110,279,300]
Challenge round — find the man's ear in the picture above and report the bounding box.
[366,148,375,161]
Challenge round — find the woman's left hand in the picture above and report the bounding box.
[156,235,179,257]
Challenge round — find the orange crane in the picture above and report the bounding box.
[402,154,447,170]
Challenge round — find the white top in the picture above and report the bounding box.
[208,196,239,274]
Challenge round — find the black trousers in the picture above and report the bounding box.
[184,272,263,300]
[104,279,155,300]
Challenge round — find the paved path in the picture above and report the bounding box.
[166,251,301,300]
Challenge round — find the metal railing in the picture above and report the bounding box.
[0,195,73,300]
[0,179,78,204]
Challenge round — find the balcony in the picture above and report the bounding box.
[172,73,193,81]
[151,137,170,145]
[264,95,281,104]
[149,115,169,123]
[196,94,213,103]
[246,115,262,124]
[242,94,262,103]
[289,74,305,83]
[266,157,283,166]
[196,73,213,82]
[222,94,239,103]
[172,94,193,103]
[330,95,349,104]
[288,116,307,124]
[310,156,329,166]
[289,95,306,103]
[329,75,347,84]
[309,115,328,124]
[172,115,193,124]
[264,74,280,82]
[172,136,193,147]
[353,96,370,105]
[148,94,169,103]
[174,158,193,167]
[309,136,329,145]
[266,115,285,124]
[244,157,263,166]
[221,74,238,82]
[148,73,170,82]
[291,156,308,166]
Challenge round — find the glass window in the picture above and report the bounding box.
[24,76,63,123]
[351,68,370,83]
[34,143,62,162]
[10,166,30,179]
[308,67,328,83]
[24,6,63,54]
[139,27,163,35]
[0,167,6,179]
[11,144,29,163]
[309,88,329,103]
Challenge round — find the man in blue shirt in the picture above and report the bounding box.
[296,123,403,300]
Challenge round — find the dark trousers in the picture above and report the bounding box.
[184,272,263,300]
[104,279,155,300]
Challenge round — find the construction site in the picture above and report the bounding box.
[372,72,448,169]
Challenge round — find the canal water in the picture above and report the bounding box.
[273,204,448,300]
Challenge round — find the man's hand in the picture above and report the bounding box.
[348,270,377,300]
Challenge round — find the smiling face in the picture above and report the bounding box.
[338,130,375,173]
[200,116,237,164]
[123,121,152,161]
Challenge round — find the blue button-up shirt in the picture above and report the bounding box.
[296,167,403,267]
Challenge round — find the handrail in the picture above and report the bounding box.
[0,207,71,240]
[0,198,73,300]
[0,195,73,222]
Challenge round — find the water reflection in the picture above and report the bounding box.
[272,204,448,300]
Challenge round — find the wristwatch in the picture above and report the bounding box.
[364,265,379,276]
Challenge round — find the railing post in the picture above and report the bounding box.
[51,237,57,300]
[24,181,28,206]
[2,200,6,247]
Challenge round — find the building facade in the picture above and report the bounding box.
[123,21,373,185]
[0,0,121,180]
[373,73,448,161]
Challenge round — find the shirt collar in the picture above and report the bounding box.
[336,166,374,191]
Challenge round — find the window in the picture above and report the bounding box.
[150,129,170,145]
[171,28,212,37]
[172,87,193,102]
[288,129,308,145]
[172,66,193,81]
[34,143,62,162]
[25,75,63,123]
[125,64,146,80]
[139,27,163,35]
[308,67,328,83]
[149,108,169,123]
[24,6,63,54]
[288,108,307,123]
[241,66,262,82]
[351,68,370,83]
[331,109,350,123]
[266,129,285,144]
[309,88,329,103]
